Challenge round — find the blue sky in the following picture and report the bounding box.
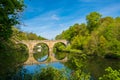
[21,0,120,39]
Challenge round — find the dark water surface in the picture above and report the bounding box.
[85,56,120,80]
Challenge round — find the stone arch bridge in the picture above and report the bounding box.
[17,40,68,65]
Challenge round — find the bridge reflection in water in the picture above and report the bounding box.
[16,40,68,65]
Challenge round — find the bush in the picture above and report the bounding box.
[99,67,120,80]
[34,67,67,80]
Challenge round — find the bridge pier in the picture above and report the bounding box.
[49,48,57,62]
[24,42,39,65]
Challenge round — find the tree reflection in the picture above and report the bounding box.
[33,43,49,62]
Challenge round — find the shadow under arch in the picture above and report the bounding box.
[16,43,29,63]
[53,42,67,60]
[33,42,49,62]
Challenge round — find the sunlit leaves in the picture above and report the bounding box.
[0,0,24,40]
[86,12,101,32]
[99,67,120,80]
[70,69,90,80]
[71,35,90,50]
[56,11,120,58]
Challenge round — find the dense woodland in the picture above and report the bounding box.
[56,12,120,59]
[54,12,120,80]
[0,0,120,80]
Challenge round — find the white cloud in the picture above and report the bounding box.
[21,10,62,39]
[21,7,93,40]
[21,12,86,39]
[51,14,60,20]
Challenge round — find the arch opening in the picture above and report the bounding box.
[16,43,29,63]
[53,42,67,60]
[33,43,49,62]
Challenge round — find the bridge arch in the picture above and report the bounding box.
[33,43,49,62]
[53,42,67,60]
[16,40,68,65]
[15,43,29,62]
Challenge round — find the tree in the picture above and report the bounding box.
[27,32,39,40]
[86,12,101,32]
[100,16,114,27]
[34,67,67,80]
[0,0,24,40]
[56,23,82,42]
[71,35,90,50]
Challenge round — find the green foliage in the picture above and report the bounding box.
[53,42,66,52]
[27,32,46,40]
[0,40,28,79]
[11,27,46,41]
[56,12,120,58]
[56,23,85,42]
[1,10,120,80]
[67,53,90,80]
[0,0,24,40]
[99,67,120,80]
[53,42,67,60]
[70,69,90,80]
[86,12,101,32]
[54,12,120,80]
[71,35,90,50]
[54,52,67,60]
[33,67,67,80]
[15,43,29,63]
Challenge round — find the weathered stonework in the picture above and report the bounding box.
[17,40,67,65]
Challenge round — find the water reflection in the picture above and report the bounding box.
[85,56,120,80]
[23,62,66,73]
[37,55,48,62]
[23,56,120,80]
[33,43,49,62]
[54,52,67,60]
[2,53,119,80]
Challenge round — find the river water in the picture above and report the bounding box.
[23,62,67,74]
[19,55,120,80]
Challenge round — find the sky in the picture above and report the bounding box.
[21,0,120,40]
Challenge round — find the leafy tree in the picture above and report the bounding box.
[26,32,46,40]
[71,35,90,50]
[100,16,114,27]
[27,32,39,40]
[99,35,108,55]
[56,12,120,58]
[11,27,28,41]
[0,0,24,40]
[86,12,101,32]
[56,23,82,42]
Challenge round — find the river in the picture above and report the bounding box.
[16,54,119,80]
[1,52,118,80]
